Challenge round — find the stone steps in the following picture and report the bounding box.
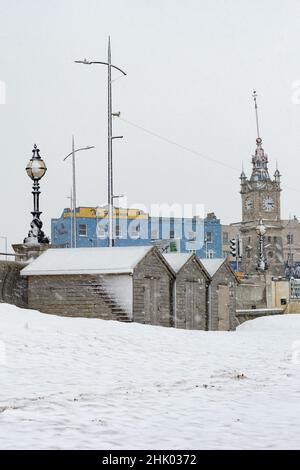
[88,281,131,323]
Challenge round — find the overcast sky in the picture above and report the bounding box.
[1,0,300,250]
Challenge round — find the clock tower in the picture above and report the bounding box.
[239,92,284,276]
[241,137,281,223]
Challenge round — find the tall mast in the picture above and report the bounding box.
[252,90,260,139]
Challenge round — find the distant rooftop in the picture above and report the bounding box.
[60,206,218,221]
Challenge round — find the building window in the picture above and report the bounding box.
[287,234,294,245]
[188,231,196,241]
[151,229,158,240]
[170,230,175,239]
[130,224,140,239]
[79,224,87,237]
[115,225,122,238]
[97,224,107,239]
[207,250,214,259]
[206,232,212,242]
[223,231,229,244]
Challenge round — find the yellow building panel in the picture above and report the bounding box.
[63,207,149,219]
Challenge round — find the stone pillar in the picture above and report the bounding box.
[12,243,58,263]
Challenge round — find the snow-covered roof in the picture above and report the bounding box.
[21,246,153,276]
[162,253,193,273]
[200,258,226,277]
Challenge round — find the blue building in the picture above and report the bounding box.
[51,207,222,258]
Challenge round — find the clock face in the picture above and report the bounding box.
[262,196,275,212]
[245,197,253,210]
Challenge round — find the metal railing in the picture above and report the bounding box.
[290,278,300,299]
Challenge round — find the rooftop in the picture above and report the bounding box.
[162,253,193,273]
[21,246,153,276]
[200,258,225,277]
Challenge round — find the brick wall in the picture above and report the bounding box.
[0,261,28,308]
[27,274,130,321]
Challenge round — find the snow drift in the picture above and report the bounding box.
[0,303,300,450]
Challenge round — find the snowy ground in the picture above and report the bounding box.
[1,304,300,450]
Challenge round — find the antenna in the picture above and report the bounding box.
[252,90,260,140]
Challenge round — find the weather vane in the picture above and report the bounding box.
[252,90,261,142]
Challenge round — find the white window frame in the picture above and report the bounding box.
[79,224,87,237]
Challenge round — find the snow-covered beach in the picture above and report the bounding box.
[1,303,300,450]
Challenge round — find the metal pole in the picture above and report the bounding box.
[72,135,77,248]
[75,44,126,248]
[252,90,260,139]
[63,143,95,247]
[288,231,292,268]
[32,179,41,219]
[236,235,240,272]
[68,188,73,248]
[108,37,113,247]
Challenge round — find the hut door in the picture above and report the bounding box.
[217,285,230,330]
[185,281,195,329]
[144,278,158,324]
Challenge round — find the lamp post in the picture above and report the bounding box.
[288,231,293,270]
[24,144,49,244]
[75,37,126,247]
[256,219,268,271]
[63,137,95,248]
[66,188,73,248]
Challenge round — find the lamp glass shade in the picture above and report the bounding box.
[26,158,47,180]
[256,224,266,236]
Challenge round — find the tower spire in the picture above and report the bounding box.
[240,162,246,180]
[252,90,260,140]
[250,90,270,181]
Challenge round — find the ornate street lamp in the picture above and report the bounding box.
[24,144,49,244]
[256,219,268,271]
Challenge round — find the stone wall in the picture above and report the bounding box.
[27,274,130,321]
[236,274,267,310]
[286,301,300,313]
[236,309,284,325]
[0,261,28,308]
